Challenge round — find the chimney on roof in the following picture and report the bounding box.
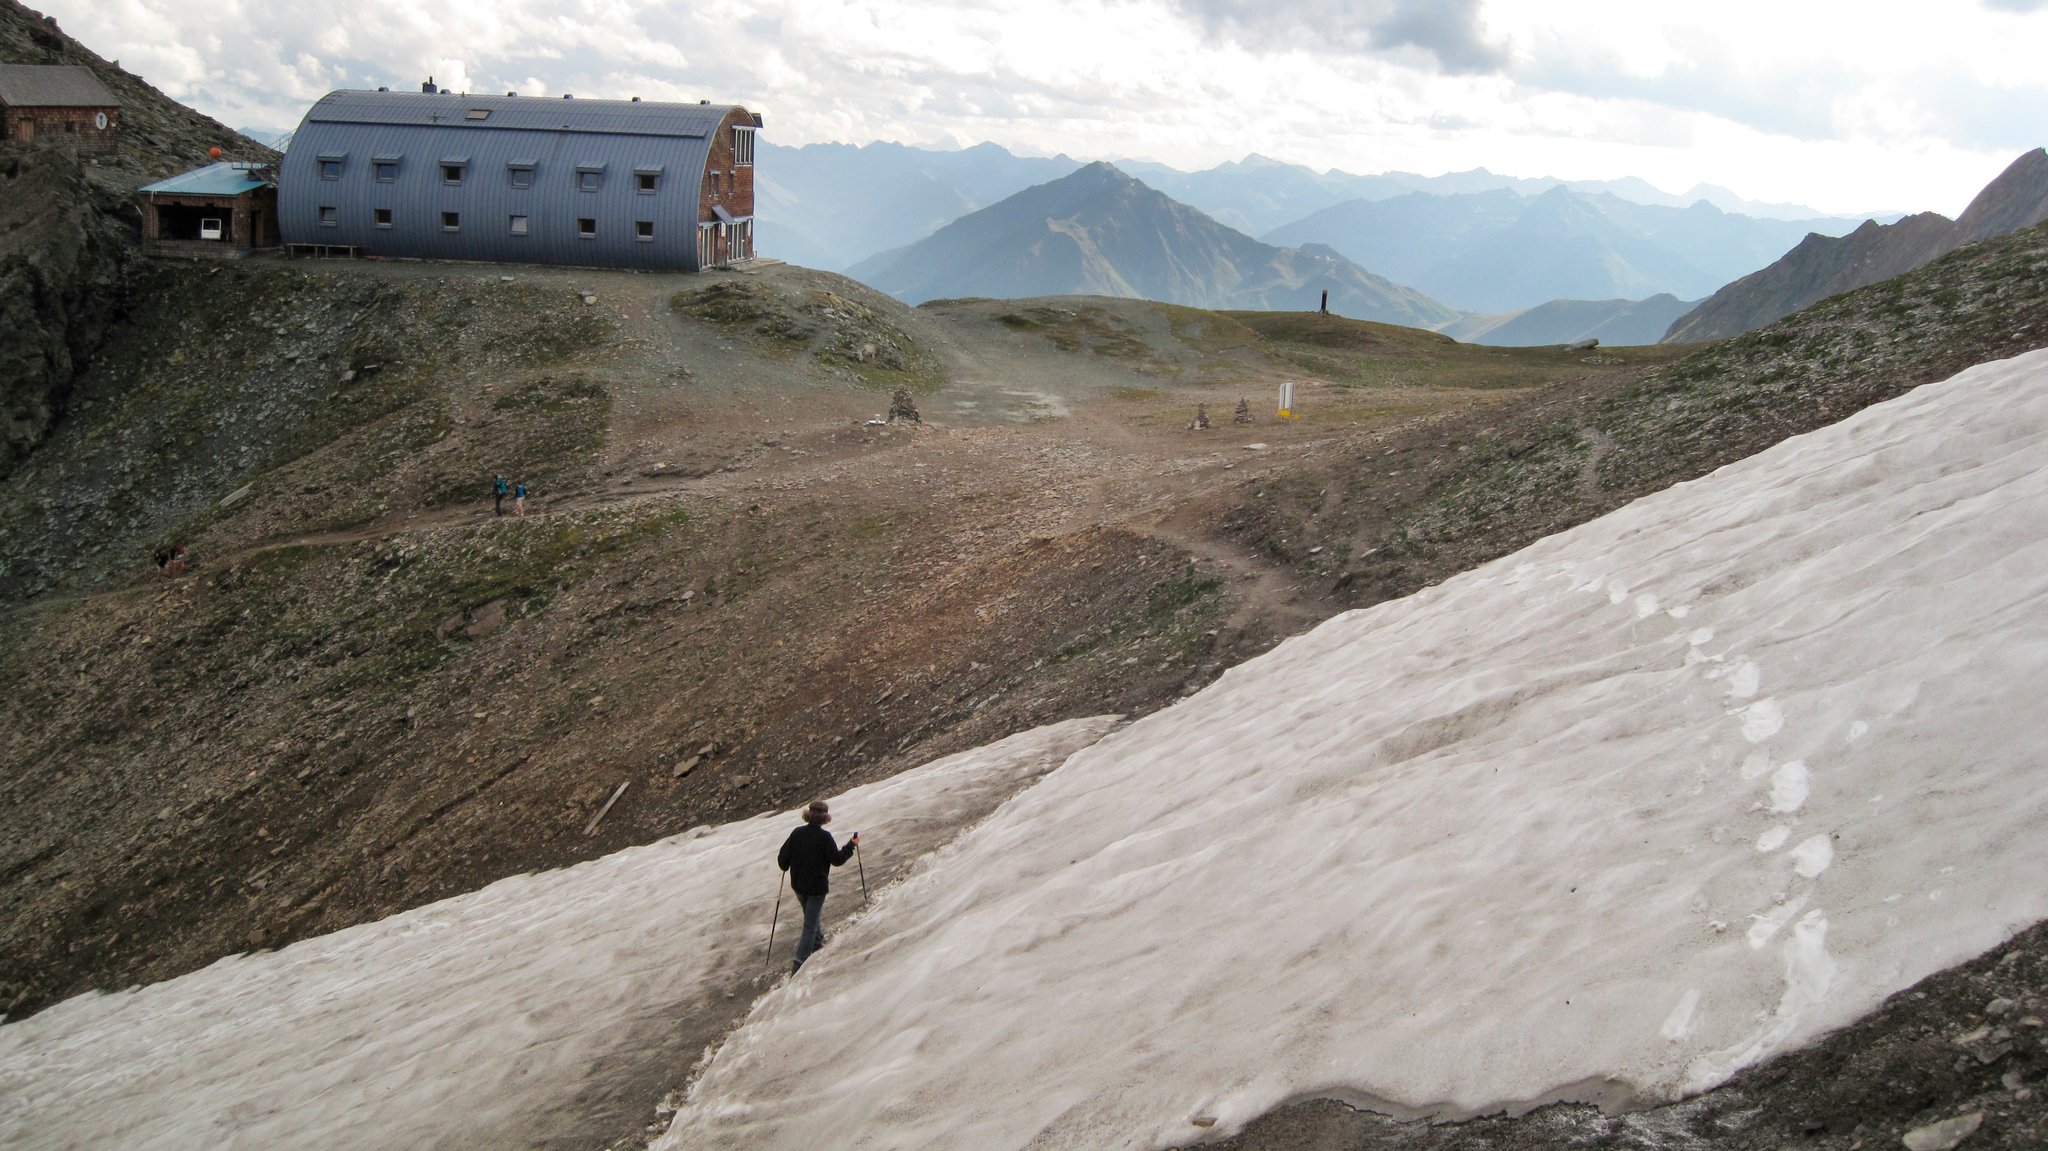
[422,76,438,94]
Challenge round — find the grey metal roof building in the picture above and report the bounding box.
[278,87,760,270]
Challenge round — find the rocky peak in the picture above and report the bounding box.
[1955,146,2048,245]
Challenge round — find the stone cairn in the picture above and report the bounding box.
[1232,397,1252,425]
[1187,403,1211,430]
[888,385,921,424]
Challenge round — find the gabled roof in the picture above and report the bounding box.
[138,162,271,198]
[0,64,117,108]
[304,90,743,140]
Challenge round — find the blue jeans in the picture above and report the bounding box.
[794,893,826,968]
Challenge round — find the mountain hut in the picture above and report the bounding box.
[137,162,279,258]
[277,83,760,270]
[0,64,119,152]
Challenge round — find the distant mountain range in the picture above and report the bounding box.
[1116,154,1877,237]
[755,142,1873,277]
[847,162,1459,329]
[1263,187,1858,314]
[1666,148,2048,342]
[1439,294,1700,348]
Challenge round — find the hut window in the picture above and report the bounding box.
[577,217,597,238]
[577,169,603,192]
[442,211,461,231]
[733,127,754,166]
[373,161,398,182]
[319,159,341,180]
[464,108,491,121]
[509,215,529,236]
[373,208,393,228]
[441,164,465,185]
[318,206,337,227]
[636,220,654,241]
[636,172,658,193]
[508,165,534,188]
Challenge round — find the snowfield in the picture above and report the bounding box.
[0,718,1121,1151]
[661,349,2048,1148]
[7,348,2048,1151]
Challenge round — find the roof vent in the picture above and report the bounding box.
[377,86,389,92]
[422,76,437,94]
[699,99,709,105]
[506,91,517,97]
[563,93,573,100]
[631,96,641,103]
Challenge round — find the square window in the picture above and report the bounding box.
[509,166,534,188]
[510,215,529,236]
[319,159,341,180]
[578,170,602,192]
[373,161,397,182]
[464,108,491,121]
[637,172,657,193]
[318,206,337,226]
[442,164,464,184]
[636,220,654,240]
[373,208,392,227]
[442,211,461,231]
[577,217,597,238]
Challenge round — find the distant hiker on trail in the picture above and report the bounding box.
[777,801,859,971]
[513,481,527,517]
[493,474,508,516]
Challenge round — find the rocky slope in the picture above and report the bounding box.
[1213,220,2048,617]
[848,161,1461,328]
[1,248,1681,1020]
[1665,148,2048,342]
[0,0,276,477]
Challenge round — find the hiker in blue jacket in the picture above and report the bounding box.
[777,801,859,971]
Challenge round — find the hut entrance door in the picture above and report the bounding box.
[16,119,34,142]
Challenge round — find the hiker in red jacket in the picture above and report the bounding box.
[777,801,859,971]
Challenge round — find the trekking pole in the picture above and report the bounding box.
[855,839,869,906]
[764,870,785,969]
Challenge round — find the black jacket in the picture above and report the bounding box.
[778,823,855,897]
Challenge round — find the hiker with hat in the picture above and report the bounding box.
[776,801,860,971]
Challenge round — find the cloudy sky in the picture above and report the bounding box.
[45,0,2048,216]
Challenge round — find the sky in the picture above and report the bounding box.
[42,0,2048,216]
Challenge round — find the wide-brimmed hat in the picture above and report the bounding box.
[803,801,831,825]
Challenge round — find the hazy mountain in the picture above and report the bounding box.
[1113,157,1872,237]
[1440,294,1699,347]
[1263,186,1855,314]
[754,140,1080,271]
[1665,148,2048,342]
[752,141,1871,273]
[847,162,1460,328]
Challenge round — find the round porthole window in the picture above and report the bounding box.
[95,112,109,130]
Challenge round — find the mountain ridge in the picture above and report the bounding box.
[849,161,1461,328]
[1665,147,2048,342]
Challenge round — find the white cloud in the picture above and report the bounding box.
[34,0,2048,216]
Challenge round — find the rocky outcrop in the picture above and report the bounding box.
[1665,148,2048,343]
[0,142,131,476]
